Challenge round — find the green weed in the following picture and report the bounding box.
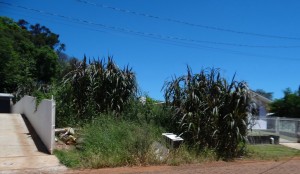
[246,144,300,160]
[54,114,218,168]
[54,150,80,168]
[55,116,163,168]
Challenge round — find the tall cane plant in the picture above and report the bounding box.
[61,56,137,123]
[163,67,257,159]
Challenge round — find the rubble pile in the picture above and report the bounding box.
[55,127,77,145]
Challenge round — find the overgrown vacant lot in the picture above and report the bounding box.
[54,117,216,168]
[53,67,300,169]
[54,117,300,169]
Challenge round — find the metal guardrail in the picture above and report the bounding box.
[250,117,300,143]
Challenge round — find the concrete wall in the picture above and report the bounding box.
[12,95,55,154]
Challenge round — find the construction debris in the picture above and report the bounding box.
[55,127,77,145]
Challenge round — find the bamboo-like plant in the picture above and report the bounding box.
[163,67,256,159]
[62,56,137,121]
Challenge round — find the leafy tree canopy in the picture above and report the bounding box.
[0,17,63,93]
[270,87,300,118]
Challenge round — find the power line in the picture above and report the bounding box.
[2,3,300,61]
[76,0,300,41]
[1,2,300,49]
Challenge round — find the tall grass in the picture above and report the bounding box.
[80,116,162,167]
[55,115,161,168]
[54,114,218,168]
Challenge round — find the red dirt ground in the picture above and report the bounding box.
[65,157,300,174]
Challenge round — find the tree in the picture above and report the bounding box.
[29,23,60,49]
[254,89,273,100]
[34,46,59,83]
[0,17,36,92]
[0,17,62,93]
[270,88,300,118]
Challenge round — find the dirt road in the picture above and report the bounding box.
[62,157,300,174]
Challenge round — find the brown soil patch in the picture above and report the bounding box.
[64,157,300,174]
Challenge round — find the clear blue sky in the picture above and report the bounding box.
[1,0,300,100]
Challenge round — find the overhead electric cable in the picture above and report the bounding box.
[1,2,300,49]
[2,3,300,61]
[76,0,300,41]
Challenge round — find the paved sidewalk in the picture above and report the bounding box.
[280,143,300,150]
[0,113,66,173]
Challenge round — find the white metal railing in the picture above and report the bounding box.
[250,117,300,143]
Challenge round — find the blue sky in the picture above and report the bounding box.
[1,0,300,100]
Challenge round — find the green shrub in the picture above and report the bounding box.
[123,96,173,130]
